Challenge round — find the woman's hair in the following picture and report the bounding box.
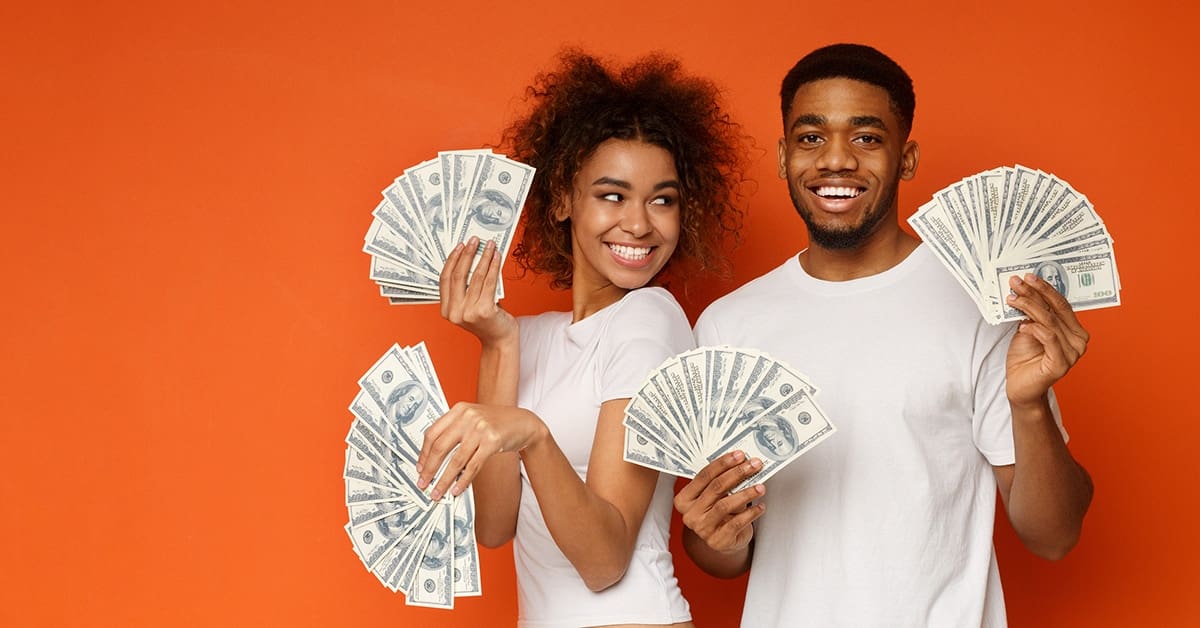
[503,49,748,290]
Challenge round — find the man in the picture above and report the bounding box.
[674,44,1093,627]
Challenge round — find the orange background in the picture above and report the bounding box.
[2,1,1196,626]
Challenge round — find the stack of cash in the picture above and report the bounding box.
[623,347,837,490]
[363,149,535,304]
[909,165,1121,323]
[343,343,481,608]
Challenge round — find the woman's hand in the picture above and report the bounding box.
[416,402,546,500]
[440,237,517,346]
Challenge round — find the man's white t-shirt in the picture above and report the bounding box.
[694,245,1063,628]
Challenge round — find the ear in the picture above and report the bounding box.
[899,140,920,181]
[551,191,572,222]
[777,137,788,179]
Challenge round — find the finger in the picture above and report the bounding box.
[1018,320,1074,375]
[464,239,496,304]
[1006,275,1059,327]
[477,240,503,305]
[439,242,466,317]
[430,441,478,501]
[450,424,503,496]
[711,496,766,547]
[677,451,746,505]
[702,458,764,499]
[1025,273,1091,354]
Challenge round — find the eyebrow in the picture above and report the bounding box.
[789,114,889,132]
[591,176,681,192]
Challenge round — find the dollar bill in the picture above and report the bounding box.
[623,347,833,481]
[909,165,1120,322]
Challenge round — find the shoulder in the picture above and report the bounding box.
[610,286,688,326]
[603,287,694,352]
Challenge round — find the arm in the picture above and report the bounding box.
[419,397,669,591]
[426,238,522,547]
[520,398,665,591]
[674,452,765,578]
[994,273,1094,560]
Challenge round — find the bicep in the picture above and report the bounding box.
[993,463,1015,510]
[584,398,661,539]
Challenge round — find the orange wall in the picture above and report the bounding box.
[2,1,1196,626]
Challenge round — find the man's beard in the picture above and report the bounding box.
[789,178,899,250]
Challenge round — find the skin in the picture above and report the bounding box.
[677,77,1093,579]
[417,139,693,627]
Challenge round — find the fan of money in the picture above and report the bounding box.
[363,149,536,304]
[908,165,1121,324]
[623,346,837,490]
[343,342,481,608]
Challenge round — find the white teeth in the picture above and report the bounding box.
[814,186,862,198]
[609,243,651,260]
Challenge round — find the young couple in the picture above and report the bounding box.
[413,44,1094,628]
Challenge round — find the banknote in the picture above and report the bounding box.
[344,342,482,608]
[364,149,534,304]
[909,164,1120,323]
[623,346,836,484]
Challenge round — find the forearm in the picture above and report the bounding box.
[682,525,752,578]
[1004,397,1094,559]
[468,333,522,545]
[476,333,519,406]
[519,425,649,591]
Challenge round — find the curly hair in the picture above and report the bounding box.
[502,49,748,290]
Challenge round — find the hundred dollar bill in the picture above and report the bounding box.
[363,219,441,285]
[440,149,491,253]
[453,154,533,283]
[370,199,442,277]
[994,251,1121,322]
[624,426,695,477]
[452,488,482,597]
[404,159,450,262]
[711,388,836,491]
[406,501,455,608]
[372,505,437,592]
[358,346,443,446]
[382,176,444,268]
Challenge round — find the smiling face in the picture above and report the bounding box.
[777,78,919,251]
[565,138,682,310]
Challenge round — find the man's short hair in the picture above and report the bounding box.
[779,43,915,134]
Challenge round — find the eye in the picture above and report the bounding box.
[649,195,676,206]
[853,134,883,145]
[600,192,622,202]
[796,133,823,145]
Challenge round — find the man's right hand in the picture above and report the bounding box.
[675,451,766,557]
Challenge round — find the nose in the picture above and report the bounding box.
[815,136,858,173]
[619,201,652,238]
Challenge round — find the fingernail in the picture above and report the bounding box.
[731,451,745,462]
[750,458,763,470]
[430,489,442,501]
[755,485,765,495]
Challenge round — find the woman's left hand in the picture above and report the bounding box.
[415,402,545,500]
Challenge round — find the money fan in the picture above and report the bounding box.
[909,165,1120,323]
[623,346,836,490]
[363,149,535,304]
[343,342,482,608]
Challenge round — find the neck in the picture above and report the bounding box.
[798,224,919,281]
[571,282,629,323]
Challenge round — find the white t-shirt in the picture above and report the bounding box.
[513,287,695,628]
[694,245,1063,628]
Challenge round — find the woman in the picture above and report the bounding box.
[416,50,746,627]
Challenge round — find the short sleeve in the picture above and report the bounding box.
[598,288,695,402]
[971,322,1068,466]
